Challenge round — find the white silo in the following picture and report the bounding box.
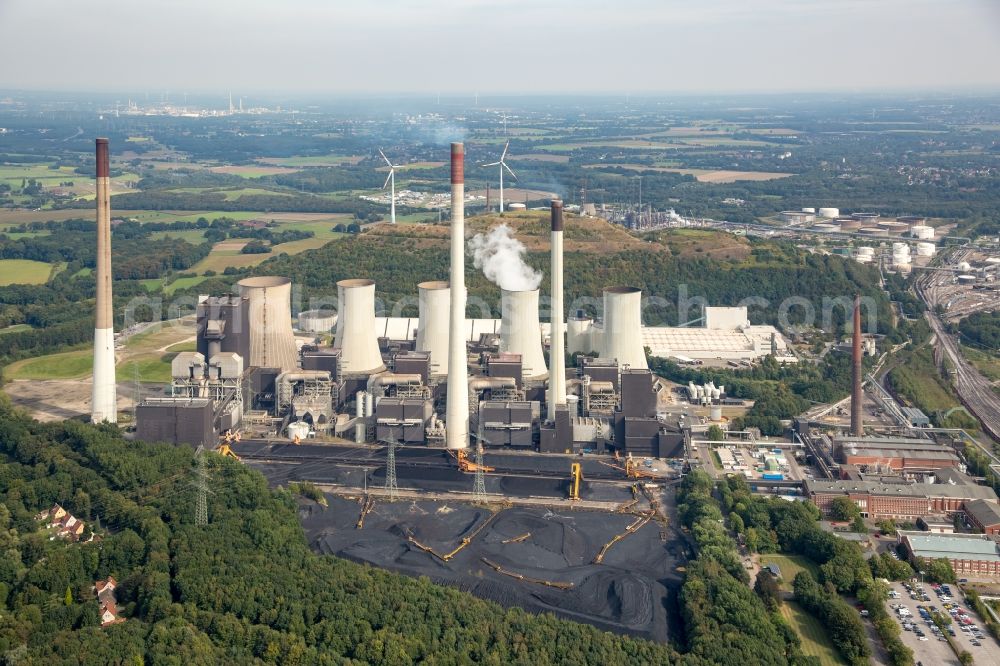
[600,286,648,370]
[567,310,594,356]
[818,207,840,218]
[334,279,386,375]
[238,276,299,372]
[499,288,548,379]
[416,280,450,376]
[910,225,934,240]
[916,242,936,257]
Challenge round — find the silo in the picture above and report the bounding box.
[416,280,450,376]
[916,242,936,257]
[600,286,648,370]
[818,207,840,218]
[499,288,548,379]
[237,276,298,372]
[333,279,386,375]
[910,225,934,240]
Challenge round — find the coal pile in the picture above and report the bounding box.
[294,494,686,643]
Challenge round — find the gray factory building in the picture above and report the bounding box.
[375,398,432,444]
[136,398,215,448]
[196,295,250,364]
[480,401,535,447]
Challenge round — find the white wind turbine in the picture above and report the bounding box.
[379,148,397,224]
[482,140,517,213]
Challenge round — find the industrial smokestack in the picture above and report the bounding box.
[548,200,566,420]
[600,286,648,370]
[500,288,548,380]
[237,276,298,372]
[417,280,450,376]
[91,138,117,423]
[334,278,386,375]
[446,143,469,450]
[851,293,864,436]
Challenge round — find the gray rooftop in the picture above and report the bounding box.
[806,479,998,501]
[900,531,1000,563]
[965,499,1000,528]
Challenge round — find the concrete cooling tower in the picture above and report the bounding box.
[600,286,648,370]
[334,279,386,375]
[416,280,450,376]
[237,276,298,372]
[499,288,548,379]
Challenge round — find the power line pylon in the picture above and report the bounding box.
[384,439,398,501]
[193,446,211,526]
[473,443,487,502]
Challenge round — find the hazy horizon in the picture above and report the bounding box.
[2,0,999,95]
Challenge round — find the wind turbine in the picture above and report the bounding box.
[482,140,516,214]
[379,148,397,224]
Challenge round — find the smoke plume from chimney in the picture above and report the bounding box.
[468,224,542,292]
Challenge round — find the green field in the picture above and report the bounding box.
[258,154,362,167]
[148,228,211,244]
[117,356,174,384]
[760,554,820,592]
[5,348,93,380]
[0,324,31,336]
[779,602,847,666]
[0,259,59,285]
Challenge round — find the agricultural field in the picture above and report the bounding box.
[778,602,847,666]
[257,153,364,167]
[5,348,93,380]
[583,163,794,183]
[0,259,61,285]
[208,164,301,177]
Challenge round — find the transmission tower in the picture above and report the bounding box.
[384,439,398,501]
[193,447,210,526]
[472,443,487,502]
[132,363,142,414]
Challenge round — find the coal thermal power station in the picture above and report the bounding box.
[135,144,728,459]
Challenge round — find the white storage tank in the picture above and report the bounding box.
[892,242,910,254]
[910,225,934,240]
[507,202,526,211]
[916,242,936,257]
[818,207,839,218]
[287,421,310,441]
[958,261,973,272]
[801,207,816,214]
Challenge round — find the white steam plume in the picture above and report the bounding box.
[468,224,542,292]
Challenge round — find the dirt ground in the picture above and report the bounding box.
[5,379,162,422]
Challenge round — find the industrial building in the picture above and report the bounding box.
[834,436,961,472]
[964,499,1000,535]
[898,531,1000,577]
[805,478,997,520]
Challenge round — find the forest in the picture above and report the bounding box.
[0,399,680,664]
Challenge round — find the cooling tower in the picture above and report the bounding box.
[446,143,469,450]
[499,288,548,380]
[567,309,594,356]
[91,138,117,423]
[600,286,648,369]
[417,280,450,376]
[333,279,385,375]
[237,276,298,372]
[548,200,566,420]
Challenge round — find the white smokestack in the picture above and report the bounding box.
[237,276,298,372]
[500,288,548,380]
[417,280,450,376]
[468,224,542,292]
[91,138,117,423]
[334,278,386,375]
[600,286,648,370]
[446,143,469,450]
[548,200,566,420]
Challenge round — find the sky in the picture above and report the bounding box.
[1,0,999,95]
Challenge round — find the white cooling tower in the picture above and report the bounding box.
[600,286,648,370]
[499,288,548,379]
[416,280,450,376]
[567,310,595,356]
[334,279,386,375]
[237,276,298,372]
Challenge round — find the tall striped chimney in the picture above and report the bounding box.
[91,138,117,423]
[445,143,469,450]
[548,200,566,420]
[850,293,863,437]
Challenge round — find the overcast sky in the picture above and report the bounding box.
[2,0,999,95]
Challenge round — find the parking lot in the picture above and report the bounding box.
[886,581,1000,665]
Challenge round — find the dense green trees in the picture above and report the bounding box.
[793,572,870,666]
[959,310,1000,350]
